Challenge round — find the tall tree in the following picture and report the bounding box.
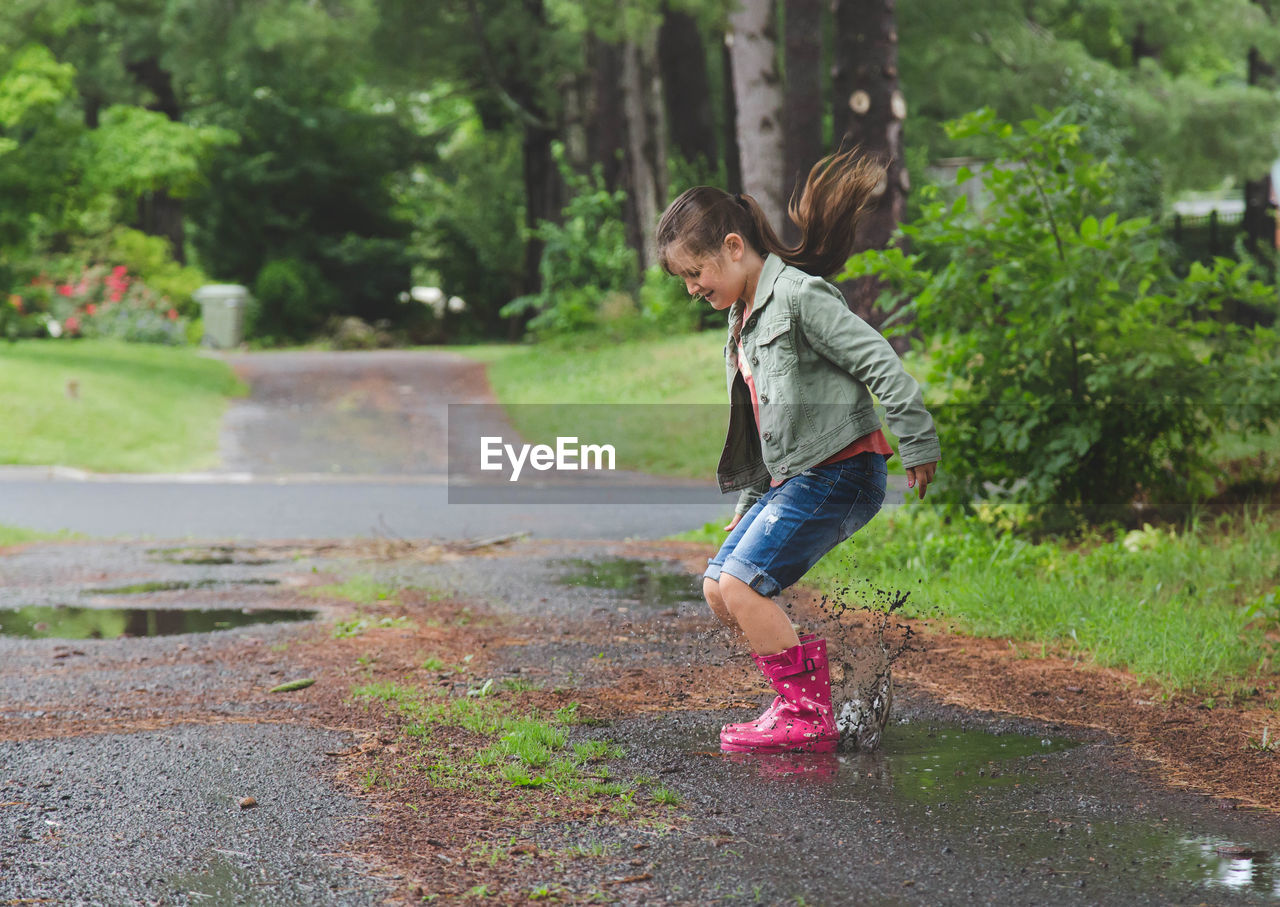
[728,0,785,227]
[621,30,668,269]
[832,0,907,330]
[782,0,824,244]
[1243,0,1277,256]
[658,7,717,173]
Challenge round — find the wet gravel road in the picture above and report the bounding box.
[3,539,1280,905]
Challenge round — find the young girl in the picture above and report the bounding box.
[655,150,940,754]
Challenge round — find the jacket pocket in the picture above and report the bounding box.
[753,315,794,376]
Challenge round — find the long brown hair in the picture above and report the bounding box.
[656,148,886,278]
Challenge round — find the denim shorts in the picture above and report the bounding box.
[704,452,888,598]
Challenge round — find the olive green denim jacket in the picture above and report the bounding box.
[718,254,941,515]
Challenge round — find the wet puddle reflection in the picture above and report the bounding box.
[0,605,316,639]
[675,719,1280,898]
[553,557,703,610]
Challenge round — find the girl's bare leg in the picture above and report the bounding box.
[718,575,799,655]
[703,577,745,643]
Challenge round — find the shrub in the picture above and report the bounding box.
[6,264,189,344]
[845,107,1280,528]
[251,257,331,341]
[501,144,638,338]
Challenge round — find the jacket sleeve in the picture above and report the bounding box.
[795,276,941,469]
[735,477,772,516]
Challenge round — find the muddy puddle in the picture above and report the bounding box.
[552,557,703,611]
[85,579,280,595]
[633,714,1280,900]
[0,605,316,639]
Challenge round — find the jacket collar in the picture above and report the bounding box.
[728,253,786,336]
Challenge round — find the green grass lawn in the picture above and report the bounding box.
[0,340,245,473]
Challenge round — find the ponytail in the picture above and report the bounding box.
[656,148,886,279]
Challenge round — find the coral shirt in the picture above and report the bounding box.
[736,334,892,488]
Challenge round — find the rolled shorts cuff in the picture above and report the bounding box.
[709,555,783,599]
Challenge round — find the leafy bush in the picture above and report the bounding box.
[845,107,1280,528]
[252,257,330,341]
[501,144,638,338]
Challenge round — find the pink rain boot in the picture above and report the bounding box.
[720,637,838,754]
[721,633,816,738]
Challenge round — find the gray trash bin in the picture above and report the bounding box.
[193,284,248,349]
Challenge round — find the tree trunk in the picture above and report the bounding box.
[658,7,717,172]
[783,0,824,244]
[728,0,786,228]
[832,0,906,343]
[521,122,561,297]
[621,32,668,270]
[721,39,742,195]
[587,36,628,189]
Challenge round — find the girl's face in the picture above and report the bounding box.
[672,235,751,311]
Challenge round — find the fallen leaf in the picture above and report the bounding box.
[268,678,315,693]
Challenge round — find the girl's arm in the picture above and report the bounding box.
[795,276,941,469]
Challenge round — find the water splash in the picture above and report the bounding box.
[808,582,916,752]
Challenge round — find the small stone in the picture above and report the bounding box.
[239,797,258,810]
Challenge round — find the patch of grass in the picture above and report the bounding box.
[0,339,246,473]
[351,679,640,809]
[573,740,621,762]
[650,787,682,807]
[0,524,81,546]
[500,677,541,692]
[332,614,412,639]
[762,503,1280,691]
[309,573,399,606]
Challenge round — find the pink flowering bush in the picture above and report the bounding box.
[12,264,189,344]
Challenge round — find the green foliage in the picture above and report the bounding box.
[502,144,639,338]
[899,0,1280,206]
[0,43,81,251]
[400,90,524,339]
[844,107,1280,527]
[637,266,703,333]
[190,93,414,340]
[84,105,236,201]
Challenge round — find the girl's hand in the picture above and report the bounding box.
[724,513,743,532]
[906,462,937,500]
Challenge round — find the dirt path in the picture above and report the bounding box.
[2,536,1277,905]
